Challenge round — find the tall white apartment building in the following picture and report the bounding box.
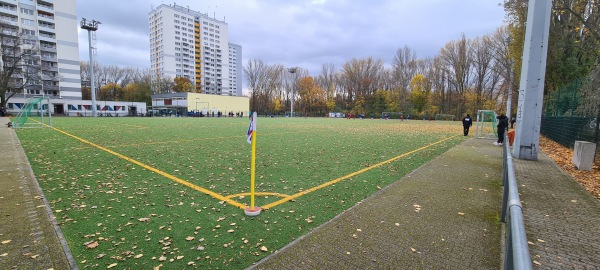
[149,4,242,96]
[228,42,242,96]
[0,0,81,99]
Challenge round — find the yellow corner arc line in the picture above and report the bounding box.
[49,126,247,209]
[261,135,460,210]
[225,192,291,199]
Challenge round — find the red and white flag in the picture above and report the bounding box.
[246,112,256,144]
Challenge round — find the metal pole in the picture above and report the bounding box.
[88,30,97,117]
[512,0,552,160]
[505,65,512,118]
[288,67,297,117]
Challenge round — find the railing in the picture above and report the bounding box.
[500,133,533,270]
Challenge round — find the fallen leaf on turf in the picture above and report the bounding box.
[138,217,150,222]
[86,242,99,249]
[134,254,143,258]
[537,239,545,243]
[410,247,416,253]
[185,236,194,241]
[31,254,39,259]
[1,240,11,244]
[176,256,184,260]
[158,256,167,261]
[458,212,465,216]
[533,260,542,266]
[0,253,7,257]
[107,263,117,268]
[97,254,105,259]
[260,246,268,252]
[528,241,535,245]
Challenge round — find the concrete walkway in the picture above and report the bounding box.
[0,117,74,269]
[515,154,600,269]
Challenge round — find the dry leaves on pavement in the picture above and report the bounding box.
[539,136,600,199]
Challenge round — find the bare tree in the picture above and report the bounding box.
[0,22,41,109]
[471,35,495,110]
[340,57,384,103]
[392,46,418,111]
[439,34,473,117]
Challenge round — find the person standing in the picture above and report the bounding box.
[462,114,473,136]
[495,114,509,145]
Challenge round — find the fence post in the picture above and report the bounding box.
[595,113,600,144]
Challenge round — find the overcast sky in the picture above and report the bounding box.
[76,0,506,76]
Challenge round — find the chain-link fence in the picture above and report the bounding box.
[541,116,600,147]
[541,79,600,165]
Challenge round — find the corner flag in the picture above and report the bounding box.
[244,112,261,216]
[246,112,256,144]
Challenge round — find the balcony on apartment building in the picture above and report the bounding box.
[0,4,17,16]
[0,15,18,26]
[37,12,54,23]
[37,2,54,14]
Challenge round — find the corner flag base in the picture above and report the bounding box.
[244,207,262,216]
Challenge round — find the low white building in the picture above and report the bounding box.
[5,97,147,117]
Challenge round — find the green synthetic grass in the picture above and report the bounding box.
[16,117,465,269]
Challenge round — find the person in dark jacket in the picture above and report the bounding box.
[495,114,509,145]
[462,114,473,136]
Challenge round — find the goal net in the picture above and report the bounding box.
[434,114,455,121]
[474,110,497,139]
[12,96,52,128]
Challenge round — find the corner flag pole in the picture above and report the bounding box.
[245,112,261,216]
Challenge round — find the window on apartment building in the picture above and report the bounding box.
[21,18,34,25]
[174,20,180,23]
[22,29,35,35]
[20,8,34,15]
[174,14,180,18]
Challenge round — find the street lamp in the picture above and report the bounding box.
[80,18,101,117]
[287,67,297,117]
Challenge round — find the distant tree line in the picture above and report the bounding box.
[245,28,514,119]
[246,0,600,119]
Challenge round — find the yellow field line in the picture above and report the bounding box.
[48,126,247,209]
[260,135,460,209]
[225,192,291,199]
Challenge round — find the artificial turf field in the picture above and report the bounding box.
[15,116,466,269]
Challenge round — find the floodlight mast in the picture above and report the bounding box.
[287,67,297,117]
[80,18,101,117]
